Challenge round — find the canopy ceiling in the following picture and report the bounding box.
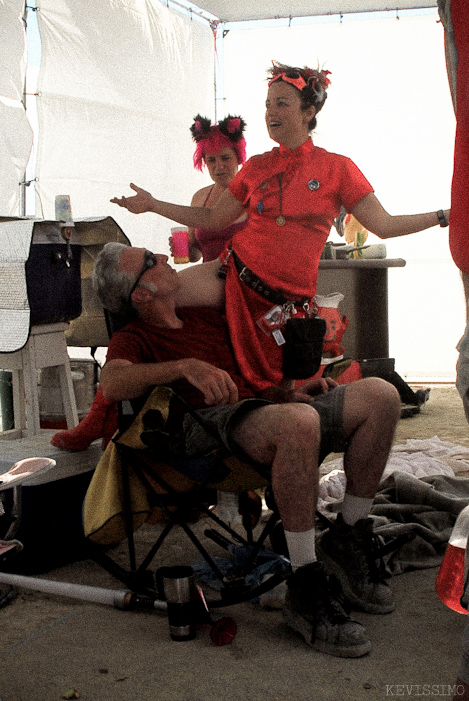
[193,0,437,23]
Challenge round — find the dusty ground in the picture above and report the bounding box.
[1,385,468,701]
[393,385,469,450]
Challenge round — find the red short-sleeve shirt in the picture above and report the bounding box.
[228,139,373,298]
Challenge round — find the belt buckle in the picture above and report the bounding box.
[239,266,250,283]
[238,265,269,298]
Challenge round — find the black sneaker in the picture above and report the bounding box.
[283,561,371,658]
[316,514,395,614]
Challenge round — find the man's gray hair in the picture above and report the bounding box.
[92,242,134,314]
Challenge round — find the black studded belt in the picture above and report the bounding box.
[231,249,310,309]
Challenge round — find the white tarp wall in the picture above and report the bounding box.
[222,12,460,382]
[0,0,33,215]
[34,0,214,249]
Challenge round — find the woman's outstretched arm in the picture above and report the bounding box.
[352,192,450,239]
[111,183,244,231]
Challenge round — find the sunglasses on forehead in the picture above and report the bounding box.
[128,250,157,300]
[268,70,307,92]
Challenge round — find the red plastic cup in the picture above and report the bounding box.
[171,227,190,264]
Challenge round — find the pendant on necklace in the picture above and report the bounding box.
[276,215,286,226]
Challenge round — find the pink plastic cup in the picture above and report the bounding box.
[171,227,190,264]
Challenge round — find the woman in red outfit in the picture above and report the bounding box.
[112,61,450,393]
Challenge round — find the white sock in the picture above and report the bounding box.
[340,493,374,526]
[284,528,317,572]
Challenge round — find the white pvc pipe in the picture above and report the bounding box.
[0,572,166,610]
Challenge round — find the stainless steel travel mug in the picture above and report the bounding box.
[160,566,197,641]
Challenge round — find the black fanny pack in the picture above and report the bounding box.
[282,316,327,380]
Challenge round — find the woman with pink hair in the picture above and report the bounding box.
[175,114,248,262]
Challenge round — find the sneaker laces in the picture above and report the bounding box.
[321,572,352,623]
[310,573,354,644]
[317,513,386,586]
[318,512,415,585]
[349,520,387,585]
[292,564,351,630]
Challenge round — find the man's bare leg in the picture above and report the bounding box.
[231,402,320,533]
[231,401,371,658]
[341,377,401,501]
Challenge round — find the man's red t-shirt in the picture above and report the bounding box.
[105,307,256,415]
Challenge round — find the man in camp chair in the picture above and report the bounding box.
[93,242,401,659]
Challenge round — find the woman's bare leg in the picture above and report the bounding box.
[175,258,225,308]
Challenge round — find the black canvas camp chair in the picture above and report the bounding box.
[82,309,289,608]
[84,385,289,607]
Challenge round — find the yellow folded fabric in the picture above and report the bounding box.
[83,386,269,545]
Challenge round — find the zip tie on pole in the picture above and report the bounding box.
[19,178,38,187]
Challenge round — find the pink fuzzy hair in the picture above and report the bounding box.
[191,115,247,172]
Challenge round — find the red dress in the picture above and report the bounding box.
[223,138,374,391]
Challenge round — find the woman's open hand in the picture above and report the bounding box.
[111,183,155,214]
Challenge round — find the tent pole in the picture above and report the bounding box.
[20,1,29,216]
[213,20,225,122]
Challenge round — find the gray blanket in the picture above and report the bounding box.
[371,472,469,574]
